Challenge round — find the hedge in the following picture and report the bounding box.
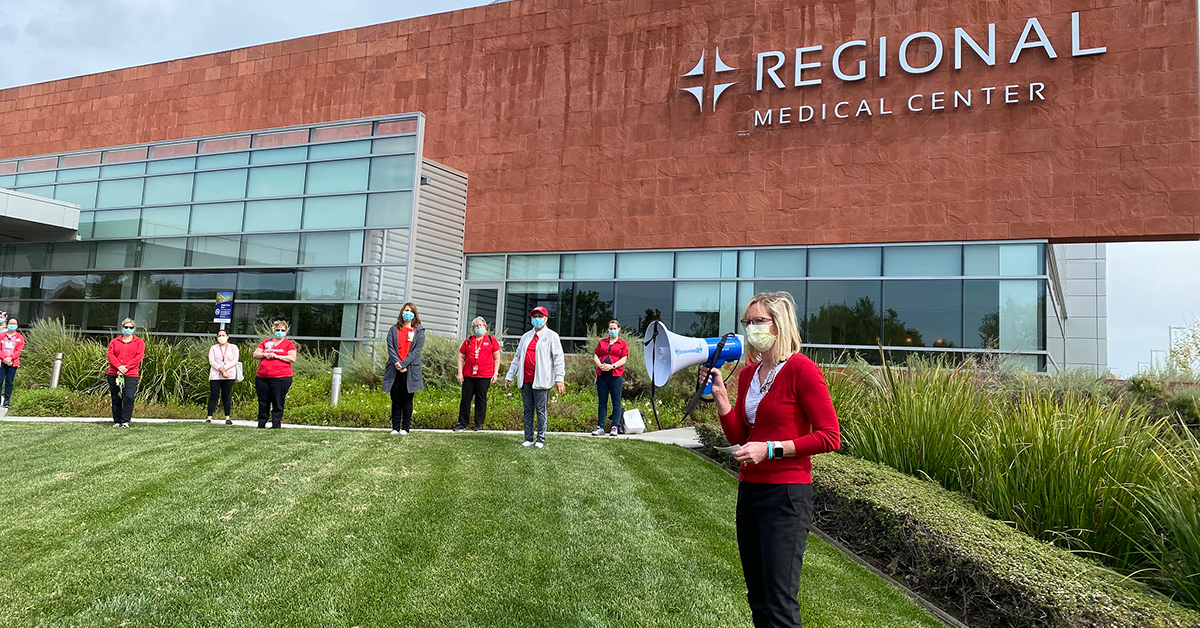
[693,422,1200,628]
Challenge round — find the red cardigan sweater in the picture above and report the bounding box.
[718,354,841,484]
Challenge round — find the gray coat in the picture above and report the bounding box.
[382,324,425,394]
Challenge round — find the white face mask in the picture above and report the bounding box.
[745,324,777,352]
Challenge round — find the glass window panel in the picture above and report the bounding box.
[99,162,145,178]
[250,147,308,165]
[504,282,561,335]
[806,280,882,345]
[309,141,370,159]
[189,236,242,267]
[739,251,756,277]
[617,252,673,279]
[94,241,137,269]
[675,251,722,279]
[193,169,247,202]
[138,272,183,300]
[41,274,87,299]
[57,167,99,182]
[228,303,297,336]
[300,231,364,265]
[54,182,98,209]
[182,272,238,299]
[7,245,46,272]
[237,271,297,300]
[808,247,881,278]
[721,251,738,278]
[297,304,345,338]
[87,273,133,300]
[188,202,244,234]
[19,185,55,199]
[884,246,962,277]
[137,301,182,333]
[508,255,560,280]
[999,244,1042,276]
[96,179,144,208]
[999,280,1043,352]
[242,234,299,266]
[92,209,140,238]
[561,253,615,280]
[243,199,302,232]
[675,281,721,337]
[196,152,249,169]
[143,174,194,205]
[558,281,615,337]
[85,302,127,332]
[180,302,219,334]
[140,205,191,236]
[41,301,85,328]
[614,281,673,336]
[372,136,418,154]
[963,280,1000,349]
[247,164,306,198]
[147,157,196,174]
[302,195,367,229]
[15,171,56,185]
[77,212,95,239]
[0,274,33,299]
[341,305,359,338]
[366,192,413,227]
[50,242,91,270]
[298,268,360,300]
[740,280,806,336]
[0,174,16,187]
[881,280,963,348]
[466,256,505,280]
[306,159,369,194]
[964,245,1000,276]
[141,238,187,268]
[368,155,416,191]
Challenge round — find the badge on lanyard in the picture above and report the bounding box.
[408,331,415,342]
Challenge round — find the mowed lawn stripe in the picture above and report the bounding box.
[0,424,945,628]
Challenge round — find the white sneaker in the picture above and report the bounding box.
[390,430,399,435]
[534,441,544,449]
[398,430,409,435]
[521,440,534,447]
[591,427,604,436]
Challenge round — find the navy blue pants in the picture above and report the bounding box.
[596,373,623,429]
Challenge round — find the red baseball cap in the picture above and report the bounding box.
[530,306,549,317]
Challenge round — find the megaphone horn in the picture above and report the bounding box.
[642,321,743,393]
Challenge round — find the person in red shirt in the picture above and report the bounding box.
[383,303,426,435]
[106,318,146,428]
[504,306,565,448]
[0,316,26,409]
[252,320,297,429]
[591,319,629,437]
[456,316,501,431]
[706,291,840,628]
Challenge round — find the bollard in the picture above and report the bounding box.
[49,353,63,389]
[331,367,342,406]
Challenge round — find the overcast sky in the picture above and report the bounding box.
[2,0,1198,377]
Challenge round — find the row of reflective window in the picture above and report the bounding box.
[466,278,1045,353]
[0,137,417,191]
[0,230,395,272]
[467,243,1045,281]
[75,192,412,239]
[0,266,368,303]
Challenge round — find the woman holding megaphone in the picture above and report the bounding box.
[705,291,840,628]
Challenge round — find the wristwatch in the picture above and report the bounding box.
[771,442,785,459]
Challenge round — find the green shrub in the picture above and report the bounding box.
[7,388,98,417]
[1167,388,1200,427]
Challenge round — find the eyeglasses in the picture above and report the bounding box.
[122,326,135,330]
[739,317,773,327]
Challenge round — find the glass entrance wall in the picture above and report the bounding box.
[465,242,1051,370]
[0,115,426,355]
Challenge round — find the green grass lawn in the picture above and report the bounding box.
[0,423,943,628]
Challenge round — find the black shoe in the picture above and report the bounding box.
[453,425,465,432]
[2,402,9,409]
[472,425,482,431]
[257,425,265,429]
[205,418,212,423]
[225,419,233,425]
[269,425,281,429]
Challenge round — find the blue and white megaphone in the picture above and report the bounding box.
[643,320,743,397]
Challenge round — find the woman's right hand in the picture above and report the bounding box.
[456,372,464,383]
[705,366,727,396]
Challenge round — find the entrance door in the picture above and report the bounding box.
[462,283,502,338]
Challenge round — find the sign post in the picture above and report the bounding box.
[213,291,234,331]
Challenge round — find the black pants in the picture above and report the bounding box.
[106,375,139,425]
[207,379,235,417]
[457,377,490,428]
[255,376,292,428]
[390,371,414,431]
[0,364,17,404]
[736,482,814,628]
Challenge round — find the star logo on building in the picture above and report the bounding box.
[680,48,737,113]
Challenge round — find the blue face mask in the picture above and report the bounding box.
[474,327,486,335]
[531,317,545,329]
[608,329,619,338]
[402,311,415,322]
[6,325,15,332]
[274,330,286,338]
[122,327,134,336]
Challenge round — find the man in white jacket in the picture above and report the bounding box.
[504,306,565,448]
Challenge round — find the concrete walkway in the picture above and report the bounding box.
[0,410,702,448]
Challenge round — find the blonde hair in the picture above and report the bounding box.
[121,318,135,328]
[471,317,487,329]
[272,320,289,331]
[743,291,803,363]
